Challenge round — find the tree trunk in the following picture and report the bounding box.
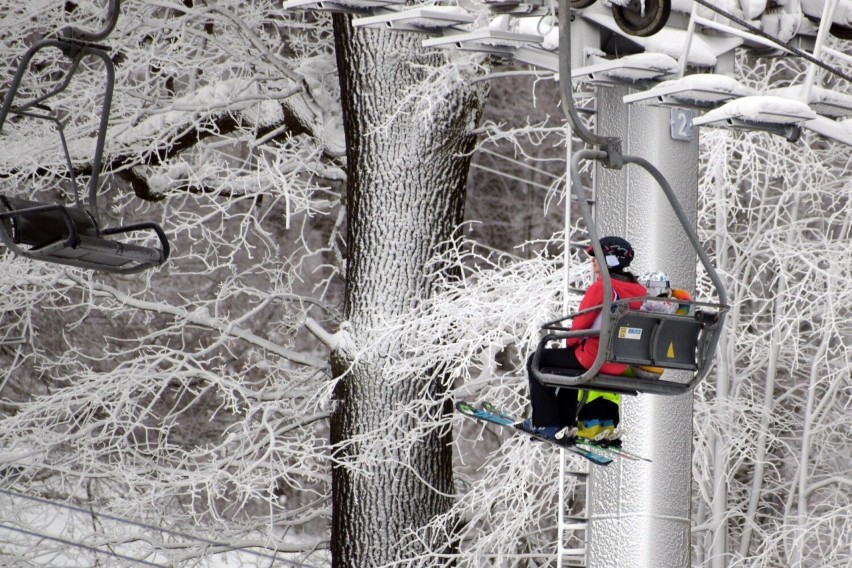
[329,15,485,568]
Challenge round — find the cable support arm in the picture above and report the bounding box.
[566,149,611,382]
[691,0,852,84]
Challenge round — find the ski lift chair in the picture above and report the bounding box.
[0,0,169,274]
[535,1,728,396]
[0,195,169,273]
[530,149,728,396]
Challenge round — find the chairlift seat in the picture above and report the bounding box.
[0,196,169,274]
[532,307,722,396]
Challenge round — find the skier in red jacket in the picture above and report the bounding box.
[522,236,647,441]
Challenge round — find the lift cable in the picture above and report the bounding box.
[471,162,560,192]
[0,487,320,568]
[476,147,563,181]
[0,524,168,568]
[691,0,852,83]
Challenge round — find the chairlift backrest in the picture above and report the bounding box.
[0,197,98,249]
[608,309,713,371]
[532,300,725,396]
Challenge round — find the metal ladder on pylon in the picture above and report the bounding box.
[557,451,591,567]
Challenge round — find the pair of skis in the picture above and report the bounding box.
[456,401,650,466]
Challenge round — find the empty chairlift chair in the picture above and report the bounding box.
[0,0,169,274]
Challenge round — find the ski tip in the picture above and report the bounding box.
[587,456,613,466]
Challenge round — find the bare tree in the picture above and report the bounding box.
[1,1,347,565]
[322,13,488,568]
[691,52,852,568]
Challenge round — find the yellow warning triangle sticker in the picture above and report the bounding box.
[667,342,675,358]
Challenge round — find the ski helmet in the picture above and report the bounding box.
[586,236,635,270]
[639,271,671,297]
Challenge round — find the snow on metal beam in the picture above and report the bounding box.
[801,115,852,145]
[422,13,552,51]
[623,74,758,110]
[512,44,559,73]
[770,84,852,119]
[282,0,404,13]
[352,7,476,32]
[478,0,549,10]
[572,52,679,84]
[422,28,544,50]
[692,95,817,140]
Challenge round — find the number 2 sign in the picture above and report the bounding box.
[670,108,694,141]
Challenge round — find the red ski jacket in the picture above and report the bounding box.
[566,276,647,375]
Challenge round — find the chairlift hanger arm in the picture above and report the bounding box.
[61,0,121,43]
[618,154,728,308]
[3,109,85,207]
[0,37,116,227]
[570,149,728,308]
[0,41,115,142]
[557,0,622,162]
[0,0,119,129]
[565,149,613,381]
[0,40,76,131]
